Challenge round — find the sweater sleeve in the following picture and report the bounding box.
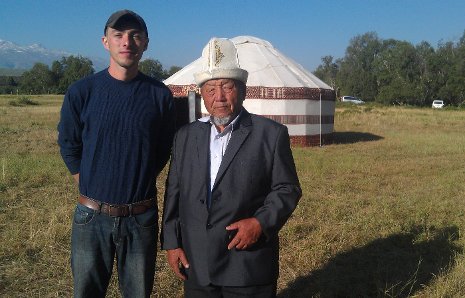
[154,89,176,175]
[57,87,83,175]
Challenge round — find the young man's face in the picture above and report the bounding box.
[102,21,148,70]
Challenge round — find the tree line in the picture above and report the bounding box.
[3,30,465,106]
[0,56,181,95]
[313,31,465,107]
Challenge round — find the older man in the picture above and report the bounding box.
[161,38,301,297]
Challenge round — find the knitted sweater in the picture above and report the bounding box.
[58,69,176,204]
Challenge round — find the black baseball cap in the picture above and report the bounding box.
[104,10,148,37]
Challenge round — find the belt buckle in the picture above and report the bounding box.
[109,204,132,217]
[107,204,119,217]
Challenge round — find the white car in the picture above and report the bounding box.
[341,96,364,104]
[432,100,444,108]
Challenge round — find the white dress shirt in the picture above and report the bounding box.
[198,111,241,192]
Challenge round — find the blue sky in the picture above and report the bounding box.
[1,0,464,71]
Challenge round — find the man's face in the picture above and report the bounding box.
[102,21,148,70]
[200,79,244,125]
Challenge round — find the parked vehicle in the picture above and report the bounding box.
[432,100,444,108]
[341,96,364,104]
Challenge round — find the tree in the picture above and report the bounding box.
[51,60,64,90]
[139,59,166,80]
[459,29,465,47]
[166,66,182,78]
[313,55,339,92]
[56,56,94,93]
[19,63,54,94]
[7,76,17,87]
[414,41,436,105]
[0,76,19,94]
[301,29,465,106]
[374,40,420,105]
[336,32,382,101]
[434,40,465,105]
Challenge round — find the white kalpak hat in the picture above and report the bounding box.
[194,37,248,87]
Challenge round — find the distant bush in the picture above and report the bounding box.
[0,87,16,94]
[8,96,39,106]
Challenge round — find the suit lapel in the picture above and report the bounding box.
[213,111,252,189]
[194,121,210,175]
[192,121,211,213]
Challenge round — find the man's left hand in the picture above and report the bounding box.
[226,217,262,250]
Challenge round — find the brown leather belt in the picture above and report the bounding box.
[79,195,156,217]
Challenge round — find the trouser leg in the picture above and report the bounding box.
[184,280,277,298]
[222,283,277,298]
[116,207,158,298]
[71,203,115,298]
[184,282,223,298]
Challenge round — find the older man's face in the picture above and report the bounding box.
[201,79,244,127]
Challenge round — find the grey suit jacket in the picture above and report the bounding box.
[161,109,302,287]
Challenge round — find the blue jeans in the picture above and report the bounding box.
[71,203,158,298]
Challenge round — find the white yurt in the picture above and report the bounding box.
[165,36,335,146]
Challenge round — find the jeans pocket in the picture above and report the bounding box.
[132,207,158,228]
[73,203,96,225]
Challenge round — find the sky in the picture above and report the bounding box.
[1,0,465,72]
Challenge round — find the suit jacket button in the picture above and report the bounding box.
[206,223,213,229]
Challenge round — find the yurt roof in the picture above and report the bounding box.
[164,35,332,90]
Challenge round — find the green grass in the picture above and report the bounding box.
[1,95,465,297]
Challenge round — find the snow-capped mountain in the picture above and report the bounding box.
[0,39,106,70]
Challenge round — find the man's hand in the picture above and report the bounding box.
[226,217,262,250]
[166,248,190,280]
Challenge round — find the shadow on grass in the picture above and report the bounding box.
[331,131,383,144]
[278,226,461,298]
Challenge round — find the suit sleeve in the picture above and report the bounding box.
[160,130,182,250]
[253,125,302,239]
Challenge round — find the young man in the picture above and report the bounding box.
[57,10,176,298]
[161,38,301,298]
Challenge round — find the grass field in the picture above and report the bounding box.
[1,94,465,297]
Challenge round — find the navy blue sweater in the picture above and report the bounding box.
[58,69,176,204]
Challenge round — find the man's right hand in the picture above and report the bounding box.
[166,248,190,280]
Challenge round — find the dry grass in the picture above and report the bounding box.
[1,96,465,297]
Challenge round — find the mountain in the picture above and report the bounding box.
[0,39,107,71]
